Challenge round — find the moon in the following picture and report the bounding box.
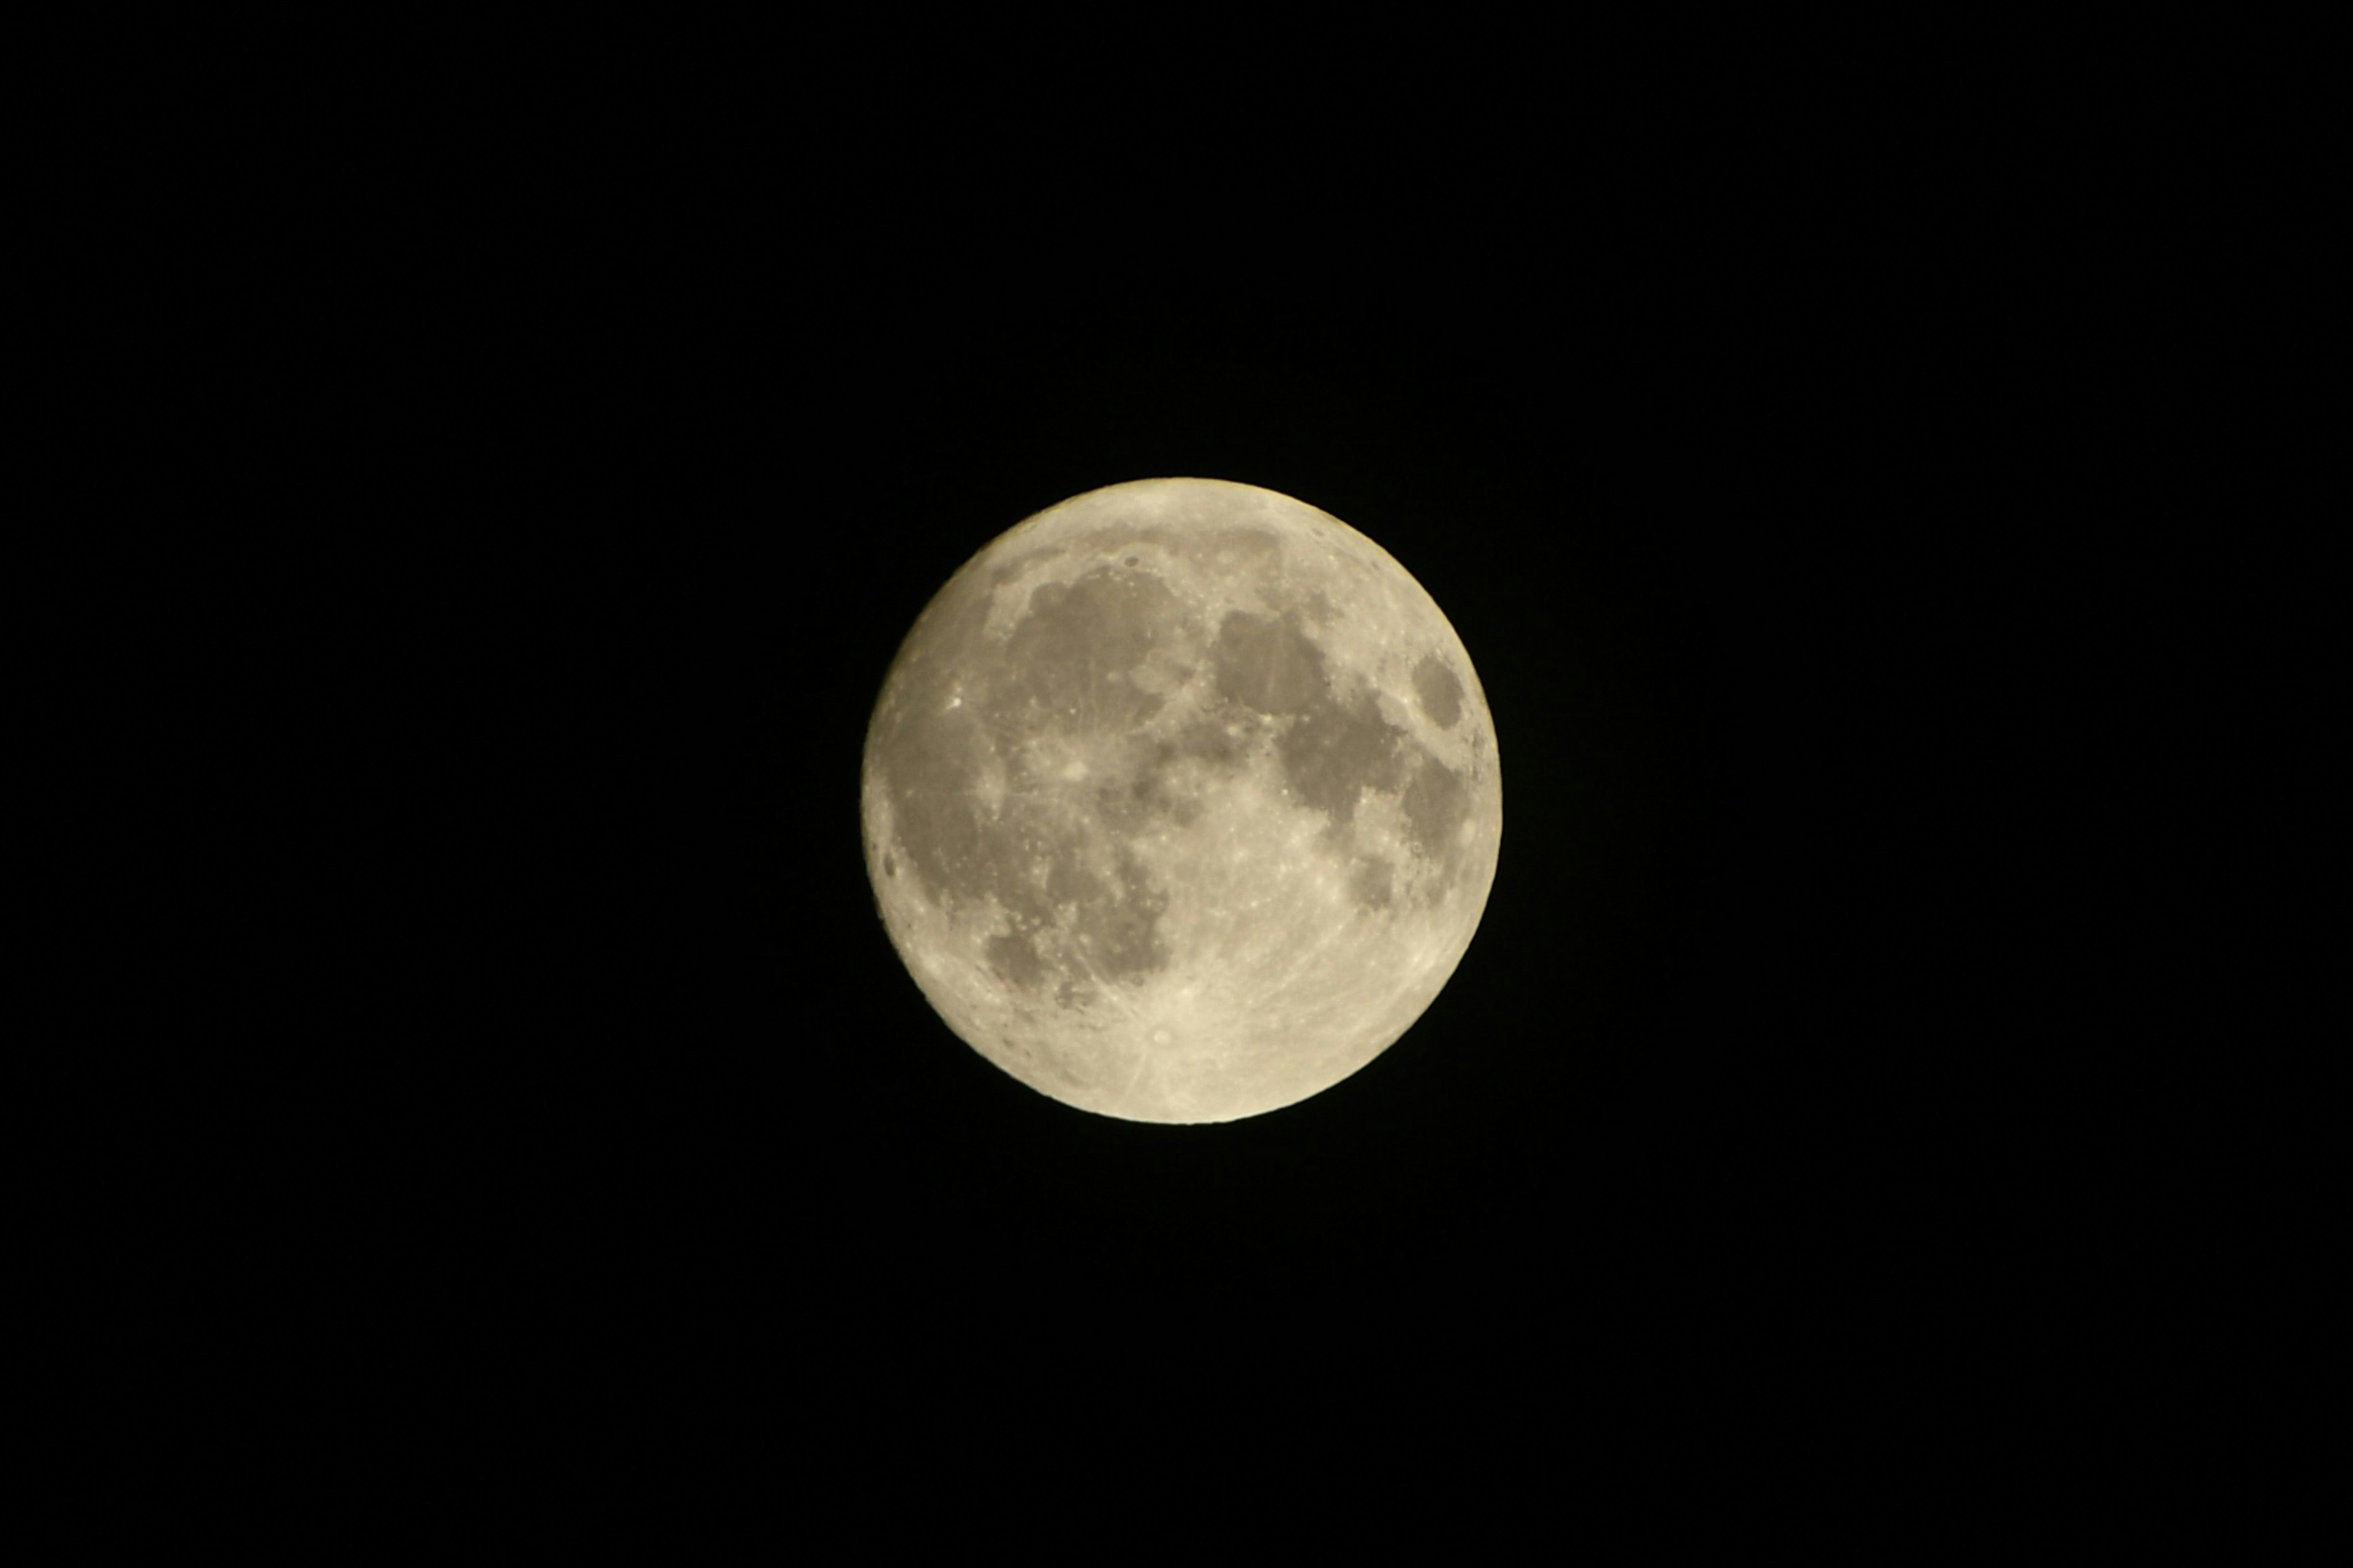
[861,477,1501,1124]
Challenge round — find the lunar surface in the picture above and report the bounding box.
[861,477,1501,1123]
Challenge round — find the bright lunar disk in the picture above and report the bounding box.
[861,478,1501,1124]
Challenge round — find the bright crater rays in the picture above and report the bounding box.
[861,478,1501,1124]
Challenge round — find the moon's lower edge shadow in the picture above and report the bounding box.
[861,477,1501,1124]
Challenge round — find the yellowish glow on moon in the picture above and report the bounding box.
[861,478,1500,1124]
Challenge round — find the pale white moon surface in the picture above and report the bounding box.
[860,478,1501,1124]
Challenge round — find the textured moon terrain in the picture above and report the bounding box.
[861,478,1501,1123]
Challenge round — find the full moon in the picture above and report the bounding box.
[861,477,1501,1123]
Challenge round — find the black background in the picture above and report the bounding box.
[287,256,2091,1391]
[148,64,2238,1501]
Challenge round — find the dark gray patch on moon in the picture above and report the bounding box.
[986,930,1048,990]
[876,562,1186,1007]
[881,722,996,911]
[1175,717,1250,768]
[1193,612,1468,881]
[1412,654,1463,729]
[1001,568,1180,732]
[1277,687,1406,827]
[1351,856,1395,911]
[1401,754,1472,870]
[1078,847,1171,983]
[1211,610,1327,716]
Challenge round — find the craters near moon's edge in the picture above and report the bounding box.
[1411,653,1463,730]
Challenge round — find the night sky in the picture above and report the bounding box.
[190,127,2186,1482]
[343,263,2101,1358]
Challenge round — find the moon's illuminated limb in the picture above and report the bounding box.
[862,478,1501,1124]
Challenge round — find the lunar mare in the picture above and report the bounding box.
[861,477,1501,1124]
